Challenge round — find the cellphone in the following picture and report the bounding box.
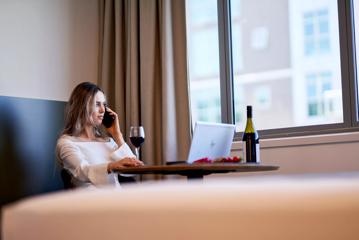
[102,109,114,128]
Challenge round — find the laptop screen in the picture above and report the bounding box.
[187,122,236,163]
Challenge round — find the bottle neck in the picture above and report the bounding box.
[245,106,254,133]
[245,117,255,133]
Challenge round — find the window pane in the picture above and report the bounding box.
[186,0,221,124]
[231,0,343,130]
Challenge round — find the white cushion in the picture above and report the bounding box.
[3,172,359,240]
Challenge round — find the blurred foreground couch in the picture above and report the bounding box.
[2,172,359,240]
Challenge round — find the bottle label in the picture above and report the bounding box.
[243,134,260,163]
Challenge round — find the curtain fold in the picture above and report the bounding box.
[98,0,191,171]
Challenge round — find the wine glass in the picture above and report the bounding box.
[129,126,145,159]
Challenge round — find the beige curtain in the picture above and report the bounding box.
[98,0,191,170]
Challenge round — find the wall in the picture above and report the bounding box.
[252,132,359,174]
[209,132,359,179]
[0,0,100,207]
[0,0,99,101]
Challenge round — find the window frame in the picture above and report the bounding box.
[214,0,359,141]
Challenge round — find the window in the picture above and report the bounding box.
[186,0,221,123]
[186,0,358,138]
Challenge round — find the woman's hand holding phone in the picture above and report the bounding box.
[102,109,114,128]
[102,107,125,146]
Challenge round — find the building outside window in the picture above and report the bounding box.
[306,72,339,119]
[303,9,330,56]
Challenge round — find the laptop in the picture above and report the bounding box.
[168,122,236,164]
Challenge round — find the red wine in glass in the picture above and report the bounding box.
[129,126,145,159]
[130,136,145,148]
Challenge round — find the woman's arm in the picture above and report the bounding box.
[108,140,144,172]
[107,158,143,173]
[56,137,117,186]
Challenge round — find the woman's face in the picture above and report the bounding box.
[90,91,106,126]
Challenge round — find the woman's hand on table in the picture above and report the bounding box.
[107,158,144,173]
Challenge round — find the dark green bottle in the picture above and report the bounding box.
[242,106,260,163]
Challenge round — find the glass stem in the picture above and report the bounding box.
[135,148,139,160]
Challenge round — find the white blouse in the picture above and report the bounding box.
[56,135,135,188]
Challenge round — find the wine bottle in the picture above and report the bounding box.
[242,106,260,163]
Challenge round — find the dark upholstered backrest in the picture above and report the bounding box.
[0,96,66,208]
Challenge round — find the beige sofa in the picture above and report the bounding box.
[2,172,359,240]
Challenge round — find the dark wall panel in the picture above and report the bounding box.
[0,96,66,208]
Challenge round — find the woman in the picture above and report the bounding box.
[56,82,143,188]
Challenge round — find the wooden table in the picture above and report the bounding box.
[115,163,279,180]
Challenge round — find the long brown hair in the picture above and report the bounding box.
[62,82,106,137]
